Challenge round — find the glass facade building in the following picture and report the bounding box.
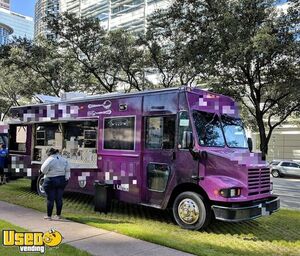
[0,0,9,10]
[34,0,59,39]
[0,22,12,44]
[0,7,34,42]
[60,0,170,33]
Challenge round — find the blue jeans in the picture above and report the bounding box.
[43,176,67,217]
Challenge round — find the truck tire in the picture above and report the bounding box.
[173,192,211,230]
[271,170,280,178]
[37,174,46,197]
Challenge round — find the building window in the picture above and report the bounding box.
[145,116,176,149]
[104,116,135,150]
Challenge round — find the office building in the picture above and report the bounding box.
[0,0,9,10]
[0,22,12,44]
[34,0,59,38]
[60,0,170,33]
[60,0,108,20]
[0,7,34,43]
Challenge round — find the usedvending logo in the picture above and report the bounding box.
[2,228,63,254]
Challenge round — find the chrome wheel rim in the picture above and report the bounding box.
[39,177,45,194]
[272,171,279,177]
[178,198,200,224]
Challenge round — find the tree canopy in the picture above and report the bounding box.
[150,0,300,157]
[0,1,299,157]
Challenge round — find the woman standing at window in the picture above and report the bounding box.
[41,148,70,220]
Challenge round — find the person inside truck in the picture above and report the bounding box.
[41,148,70,220]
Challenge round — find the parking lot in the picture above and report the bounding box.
[272,177,300,209]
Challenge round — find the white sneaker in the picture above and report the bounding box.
[44,216,52,220]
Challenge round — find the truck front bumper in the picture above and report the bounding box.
[212,195,280,222]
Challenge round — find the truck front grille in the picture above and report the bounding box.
[248,168,270,196]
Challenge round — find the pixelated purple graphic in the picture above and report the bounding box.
[12,104,80,122]
[198,93,237,116]
[0,125,8,134]
[8,155,32,175]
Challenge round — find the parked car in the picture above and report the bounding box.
[271,160,300,178]
[268,160,281,167]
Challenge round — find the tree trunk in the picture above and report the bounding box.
[257,116,268,160]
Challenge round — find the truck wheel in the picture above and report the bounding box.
[173,192,211,230]
[271,170,280,178]
[37,174,46,197]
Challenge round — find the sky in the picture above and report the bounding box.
[10,0,35,17]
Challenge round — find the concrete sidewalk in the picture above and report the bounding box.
[0,201,194,256]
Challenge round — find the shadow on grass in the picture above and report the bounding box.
[205,208,300,242]
[62,191,300,242]
[67,216,134,225]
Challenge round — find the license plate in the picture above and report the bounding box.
[259,204,270,216]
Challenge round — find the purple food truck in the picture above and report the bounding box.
[7,87,279,230]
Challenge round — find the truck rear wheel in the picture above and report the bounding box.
[173,192,211,230]
[37,174,46,197]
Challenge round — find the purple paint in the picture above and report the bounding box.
[8,87,279,229]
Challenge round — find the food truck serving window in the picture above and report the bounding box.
[64,121,97,149]
[104,116,135,150]
[62,121,98,164]
[33,121,98,166]
[35,124,60,146]
[10,125,27,152]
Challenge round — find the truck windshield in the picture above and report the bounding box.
[221,115,248,148]
[192,111,248,148]
[192,111,225,147]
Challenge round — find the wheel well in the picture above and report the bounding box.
[167,183,210,208]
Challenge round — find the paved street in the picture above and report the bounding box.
[272,176,300,210]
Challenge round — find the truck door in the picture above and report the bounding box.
[142,115,177,206]
[142,112,199,207]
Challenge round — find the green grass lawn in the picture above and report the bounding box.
[0,178,300,256]
[0,219,90,256]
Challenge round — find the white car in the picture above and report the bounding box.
[270,161,300,178]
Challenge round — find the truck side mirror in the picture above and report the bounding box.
[182,131,193,149]
[247,137,253,152]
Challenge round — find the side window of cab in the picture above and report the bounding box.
[145,116,176,150]
[178,111,192,150]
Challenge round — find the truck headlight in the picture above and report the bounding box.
[219,188,241,198]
